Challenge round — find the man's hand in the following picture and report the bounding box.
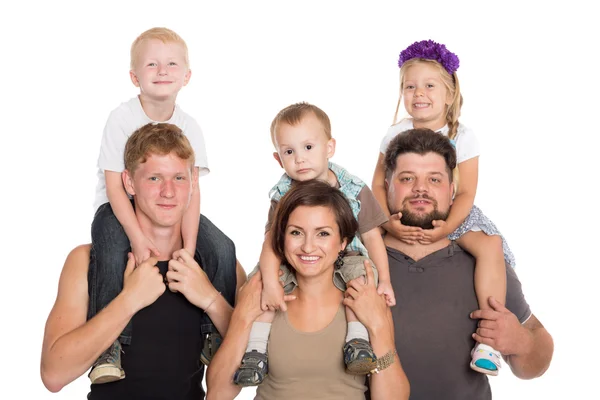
[131,234,161,266]
[166,249,217,310]
[419,220,448,245]
[122,253,165,312]
[383,212,424,244]
[470,296,533,356]
[377,280,397,307]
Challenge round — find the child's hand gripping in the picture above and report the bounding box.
[261,275,288,312]
[376,279,396,307]
[419,219,449,245]
[384,212,424,245]
[131,234,161,266]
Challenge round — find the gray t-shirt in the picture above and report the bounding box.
[388,242,531,400]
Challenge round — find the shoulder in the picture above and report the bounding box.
[62,244,91,279]
[386,118,414,136]
[104,97,143,131]
[380,119,414,153]
[107,97,140,119]
[173,105,202,130]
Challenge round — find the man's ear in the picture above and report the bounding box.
[273,152,284,168]
[326,138,336,159]
[129,70,140,88]
[123,170,136,196]
[450,182,456,204]
[192,166,199,190]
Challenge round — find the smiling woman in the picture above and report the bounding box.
[206,180,409,400]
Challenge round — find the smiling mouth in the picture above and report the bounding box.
[299,255,320,261]
[413,103,430,108]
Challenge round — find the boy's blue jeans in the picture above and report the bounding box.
[87,202,237,345]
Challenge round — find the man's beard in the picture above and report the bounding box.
[391,194,450,230]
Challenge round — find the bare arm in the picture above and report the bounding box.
[40,245,162,392]
[106,171,144,244]
[258,229,288,310]
[372,152,392,219]
[344,262,409,399]
[443,157,479,234]
[503,315,554,379]
[182,167,200,253]
[471,298,554,380]
[206,272,264,400]
[202,261,247,336]
[361,227,390,283]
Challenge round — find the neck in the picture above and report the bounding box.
[138,94,176,122]
[137,216,183,261]
[326,168,338,187]
[294,270,341,306]
[384,233,451,261]
[412,119,446,132]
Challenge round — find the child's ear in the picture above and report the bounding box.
[123,170,136,196]
[130,70,140,88]
[273,152,284,168]
[183,69,192,86]
[326,138,336,159]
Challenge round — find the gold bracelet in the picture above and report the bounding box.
[204,291,221,313]
[369,349,397,375]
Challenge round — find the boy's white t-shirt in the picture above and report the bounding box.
[94,96,209,211]
[379,118,480,163]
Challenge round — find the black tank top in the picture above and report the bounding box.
[89,261,205,399]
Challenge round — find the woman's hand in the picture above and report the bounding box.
[343,260,389,333]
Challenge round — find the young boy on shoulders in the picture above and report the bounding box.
[89,27,234,384]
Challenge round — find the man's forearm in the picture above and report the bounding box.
[505,316,554,379]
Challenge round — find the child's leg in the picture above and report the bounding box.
[233,311,274,387]
[88,202,131,384]
[194,214,237,365]
[336,257,378,375]
[456,231,506,309]
[456,230,505,376]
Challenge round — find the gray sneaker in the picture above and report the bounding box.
[343,338,377,375]
[88,340,125,384]
[200,332,223,366]
[233,350,268,387]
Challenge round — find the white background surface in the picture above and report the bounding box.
[1,1,597,398]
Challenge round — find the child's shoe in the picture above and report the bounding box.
[343,338,377,374]
[200,332,223,365]
[88,340,125,384]
[470,343,501,376]
[233,350,268,387]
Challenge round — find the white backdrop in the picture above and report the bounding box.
[1,0,597,398]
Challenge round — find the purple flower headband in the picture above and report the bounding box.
[398,40,460,75]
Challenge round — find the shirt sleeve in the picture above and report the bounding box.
[356,186,389,235]
[454,124,480,164]
[97,109,131,173]
[505,264,532,324]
